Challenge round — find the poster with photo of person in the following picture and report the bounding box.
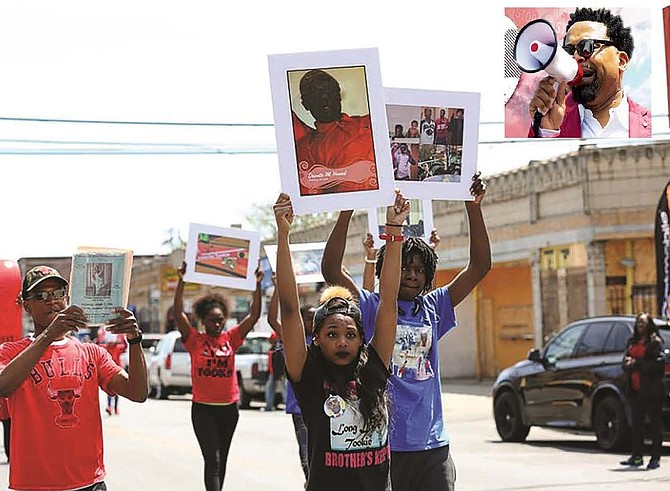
[268,48,395,215]
[384,88,480,200]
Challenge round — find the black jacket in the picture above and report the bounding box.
[623,334,666,401]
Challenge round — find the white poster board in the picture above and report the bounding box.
[268,47,395,215]
[385,87,480,200]
[264,242,325,284]
[184,223,260,291]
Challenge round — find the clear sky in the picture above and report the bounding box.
[0,0,668,261]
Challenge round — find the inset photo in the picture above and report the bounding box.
[504,7,651,139]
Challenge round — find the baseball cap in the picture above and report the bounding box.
[22,265,69,298]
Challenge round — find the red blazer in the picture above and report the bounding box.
[528,93,651,138]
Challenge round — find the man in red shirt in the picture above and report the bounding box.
[294,69,378,196]
[0,266,148,491]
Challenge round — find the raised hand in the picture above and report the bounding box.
[44,306,88,341]
[363,233,376,256]
[386,189,410,226]
[273,193,294,235]
[254,264,264,284]
[177,261,186,280]
[104,308,141,341]
[469,171,487,206]
[429,229,441,249]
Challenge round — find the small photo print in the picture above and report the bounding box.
[387,105,465,183]
[194,234,250,280]
[85,262,112,297]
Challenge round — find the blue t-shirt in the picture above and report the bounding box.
[359,287,456,452]
[284,335,312,415]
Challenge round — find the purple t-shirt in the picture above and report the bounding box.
[359,287,456,451]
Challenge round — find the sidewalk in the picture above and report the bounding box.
[441,377,494,397]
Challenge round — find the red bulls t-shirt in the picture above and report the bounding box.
[0,336,121,490]
[182,326,243,404]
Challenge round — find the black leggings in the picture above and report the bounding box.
[191,402,239,491]
[1,418,9,460]
[630,393,663,461]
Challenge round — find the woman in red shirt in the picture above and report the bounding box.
[620,313,666,470]
[175,262,263,491]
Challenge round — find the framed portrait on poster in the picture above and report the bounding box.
[268,48,395,215]
[367,199,435,249]
[264,242,325,284]
[184,223,261,291]
[384,88,479,201]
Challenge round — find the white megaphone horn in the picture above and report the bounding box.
[513,19,583,85]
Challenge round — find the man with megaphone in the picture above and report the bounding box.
[526,8,650,138]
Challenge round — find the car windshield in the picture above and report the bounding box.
[237,337,271,355]
[174,338,187,353]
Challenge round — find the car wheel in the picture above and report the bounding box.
[593,395,629,451]
[494,391,530,442]
[238,374,251,409]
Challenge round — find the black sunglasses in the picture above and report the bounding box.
[562,39,616,59]
[28,287,68,302]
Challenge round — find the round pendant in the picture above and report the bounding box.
[323,394,346,418]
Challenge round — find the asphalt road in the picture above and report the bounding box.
[0,382,668,490]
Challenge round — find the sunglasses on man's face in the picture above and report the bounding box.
[562,39,616,59]
[28,287,68,302]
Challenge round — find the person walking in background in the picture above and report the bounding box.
[273,189,408,490]
[267,273,315,485]
[174,262,263,491]
[620,312,665,470]
[96,329,128,415]
[263,329,281,411]
[0,265,147,491]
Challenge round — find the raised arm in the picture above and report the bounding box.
[237,266,264,338]
[321,210,359,298]
[362,233,377,292]
[370,190,409,363]
[274,193,308,382]
[447,172,491,307]
[267,273,282,337]
[174,262,196,342]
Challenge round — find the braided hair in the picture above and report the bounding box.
[566,8,634,59]
[375,237,438,294]
[309,286,388,431]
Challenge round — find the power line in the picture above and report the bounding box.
[0,116,275,127]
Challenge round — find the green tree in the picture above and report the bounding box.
[246,201,334,239]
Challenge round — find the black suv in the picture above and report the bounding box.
[492,315,670,451]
